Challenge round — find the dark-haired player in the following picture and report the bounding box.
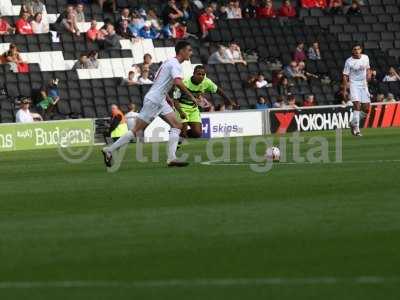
[102,41,197,167]
[342,44,371,136]
[173,65,235,138]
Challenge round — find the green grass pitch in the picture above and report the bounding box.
[0,128,399,300]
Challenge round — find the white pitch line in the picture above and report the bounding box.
[201,159,400,166]
[0,276,399,289]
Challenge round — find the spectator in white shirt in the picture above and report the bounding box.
[75,3,85,22]
[138,68,153,85]
[225,42,247,65]
[15,98,43,123]
[382,67,400,82]
[255,74,271,88]
[208,45,235,64]
[31,12,49,34]
[226,1,242,19]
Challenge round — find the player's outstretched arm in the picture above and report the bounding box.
[342,74,349,96]
[174,78,198,104]
[217,86,237,107]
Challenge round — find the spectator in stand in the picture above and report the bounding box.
[272,70,284,86]
[62,12,80,36]
[384,93,396,103]
[283,94,299,109]
[298,61,319,80]
[301,0,327,8]
[37,79,61,119]
[284,61,307,80]
[308,41,322,60]
[303,94,316,106]
[138,67,153,85]
[129,13,145,37]
[329,0,344,15]
[16,12,33,35]
[21,0,45,16]
[125,103,139,131]
[180,0,193,22]
[225,42,247,65]
[375,94,384,102]
[86,20,100,41]
[97,0,116,13]
[216,4,229,20]
[279,0,297,17]
[16,97,43,123]
[117,7,131,23]
[117,19,136,39]
[87,51,99,68]
[199,5,216,38]
[256,0,276,18]
[293,42,306,62]
[75,3,85,22]
[346,0,362,16]
[208,45,234,64]
[137,54,157,80]
[4,44,29,73]
[382,67,400,82]
[255,96,271,109]
[124,68,140,85]
[100,24,121,50]
[162,0,184,26]
[139,22,159,39]
[0,16,15,35]
[56,5,75,24]
[31,12,49,34]
[248,73,272,88]
[277,77,293,97]
[147,9,162,31]
[226,1,242,19]
[72,54,91,70]
[244,0,258,18]
[274,96,284,108]
[336,83,351,105]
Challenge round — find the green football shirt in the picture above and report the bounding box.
[174,77,218,106]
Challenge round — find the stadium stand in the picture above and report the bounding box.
[1,0,400,123]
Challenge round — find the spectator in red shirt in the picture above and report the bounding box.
[293,42,307,62]
[198,6,216,38]
[87,20,100,41]
[16,12,33,35]
[303,94,316,107]
[279,0,297,17]
[256,0,276,18]
[0,16,15,35]
[301,0,327,8]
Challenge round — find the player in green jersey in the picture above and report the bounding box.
[173,65,235,138]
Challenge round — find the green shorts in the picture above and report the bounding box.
[177,103,201,123]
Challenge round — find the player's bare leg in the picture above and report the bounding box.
[351,101,361,136]
[102,118,148,167]
[186,122,202,138]
[163,112,189,167]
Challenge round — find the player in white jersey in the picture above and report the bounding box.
[342,44,371,136]
[102,41,198,167]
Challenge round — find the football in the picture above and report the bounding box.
[265,146,281,162]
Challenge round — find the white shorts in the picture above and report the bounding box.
[138,98,174,124]
[350,85,370,103]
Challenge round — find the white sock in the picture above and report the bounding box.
[352,110,360,129]
[167,128,181,162]
[106,131,134,152]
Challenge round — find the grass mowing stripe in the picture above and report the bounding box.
[1,277,400,289]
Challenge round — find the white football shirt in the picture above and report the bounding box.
[343,54,370,87]
[145,57,183,103]
[15,109,34,123]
